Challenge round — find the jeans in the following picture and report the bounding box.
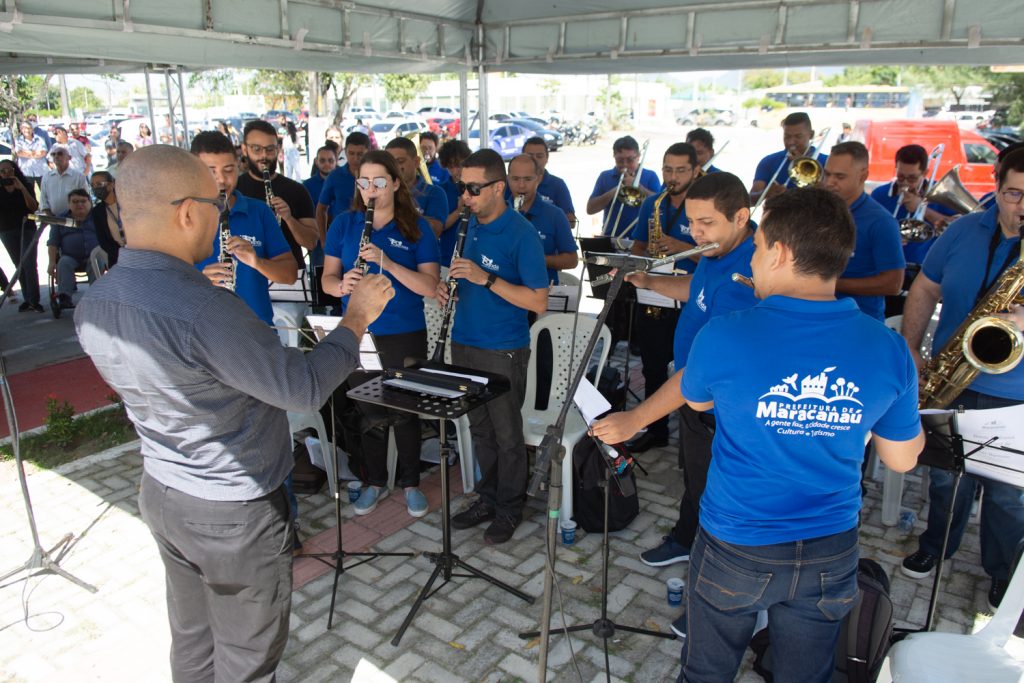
[670,406,716,549]
[634,305,680,440]
[0,226,40,305]
[917,389,1024,581]
[56,254,96,296]
[680,526,859,683]
[452,342,530,517]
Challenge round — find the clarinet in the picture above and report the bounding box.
[217,190,235,292]
[261,167,276,209]
[352,198,376,275]
[432,207,471,363]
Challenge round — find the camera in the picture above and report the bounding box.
[0,178,14,186]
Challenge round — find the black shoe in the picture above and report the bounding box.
[451,499,495,530]
[58,293,75,309]
[625,431,669,453]
[483,512,520,545]
[901,549,937,579]
[989,578,1009,612]
[18,302,31,312]
[29,303,44,313]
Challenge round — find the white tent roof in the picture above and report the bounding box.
[1,0,1022,75]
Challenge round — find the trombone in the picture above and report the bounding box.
[751,127,831,215]
[602,139,649,239]
[698,140,729,176]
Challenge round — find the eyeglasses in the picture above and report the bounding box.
[92,182,110,189]
[355,177,389,191]
[1000,189,1024,204]
[246,144,278,156]
[456,179,501,197]
[170,195,228,214]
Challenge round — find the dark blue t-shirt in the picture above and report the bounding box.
[683,296,921,545]
[318,164,356,218]
[522,197,576,285]
[842,192,906,321]
[630,193,696,274]
[324,211,440,336]
[753,149,829,189]
[452,206,548,350]
[590,168,662,236]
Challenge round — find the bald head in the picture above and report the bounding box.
[508,154,540,176]
[118,144,215,232]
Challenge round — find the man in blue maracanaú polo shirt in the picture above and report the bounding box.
[506,154,577,285]
[316,131,370,241]
[385,136,449,240]
[587,135,661,237]
[750,112,829,207]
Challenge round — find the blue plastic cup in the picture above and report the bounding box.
[347,481,362,503]
[560,520,577,545]
[667,577,685,606]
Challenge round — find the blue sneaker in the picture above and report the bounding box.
[405,488,428,518]
[353,486,386,515]
[640,536,691,567]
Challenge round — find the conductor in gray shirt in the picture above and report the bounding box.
[74,144,394,683]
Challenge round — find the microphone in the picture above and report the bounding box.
[584,252,653,269]
[28,213,80,228]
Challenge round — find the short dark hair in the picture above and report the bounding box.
[68,188,91,202]
[243,119,279,142]
[324,139,340,153]
[781,112,812,129]
[894,144,928,171]
[385,136,418,157]
[830,141,870,166]
[997,148,1024,188]
[761,187,855,280]
[419,131,439,146]
[91,171,114,184]
[315,145,337,158]
[345,131,370,149]
[438,139,471,168]
[686,172,749,221]
[462,149,506,182]
[664,142,698,168]
[685,128,714,149]
[190,130,235,156]
[522,136,547,151]
[612,135,640,154]
[998,141,1024,164]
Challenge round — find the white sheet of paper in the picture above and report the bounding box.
[305,315,381,370]
[420,367,489,386]
[957,405,1024,488]
[573,376,612,426]
[634,262,682,309]
[547,284,579,312]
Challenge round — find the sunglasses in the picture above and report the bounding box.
[170,195,228,214]
[356,177,389,191]
[456,179,501,197]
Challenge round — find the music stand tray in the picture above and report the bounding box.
[347,361,535,646]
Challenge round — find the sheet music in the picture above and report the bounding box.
[634,262,682,309]
[957,405,1024,488]
[383,377,465,399]
[573,376,612,426]
[547,284,579,312]
[305,315,381,371]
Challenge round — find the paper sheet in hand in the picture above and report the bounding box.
[305,315,382,371]
[634,262,682,309]
[957,405,1024,488]
[573,376,612,426]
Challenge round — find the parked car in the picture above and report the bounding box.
[507,118,562,151]
[417,106,459,118]
[0,140,11,161]
[676,108,734,126]
[370,119,425,146]
[385,110,416,120]
[981,131,1022,151]
[467,124,530,160]
[263,110,297,124]
[852,119,999,197]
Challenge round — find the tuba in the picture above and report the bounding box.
[900,164,981,242]
[918,227,1024,409]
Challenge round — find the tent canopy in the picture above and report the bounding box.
[1,0,1022,75]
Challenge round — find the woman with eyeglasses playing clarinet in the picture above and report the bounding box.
[321,150,441,519]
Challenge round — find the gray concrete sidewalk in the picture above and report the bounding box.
[1,435,1017,683]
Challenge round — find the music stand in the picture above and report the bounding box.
[347,361,534,646]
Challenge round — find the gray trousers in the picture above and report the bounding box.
[452,343,530,517]
[139,472,293,683]
[56,254,96,296]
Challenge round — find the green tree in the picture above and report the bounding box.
[744,69,783,90]
[68,86,100,113]
[990,72,1024,127]
[823,66,902,87]
[252,69,308,110]
[903,66,994,106]
[378,74,432,108]
[321,72,371,124]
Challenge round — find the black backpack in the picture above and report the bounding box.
[750,557,894,683]
[571,436,639,533]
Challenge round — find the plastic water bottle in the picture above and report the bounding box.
[898,509,916,533]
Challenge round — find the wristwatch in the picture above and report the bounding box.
[484,273,497,289]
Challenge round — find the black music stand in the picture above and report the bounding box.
[347,361,535,646]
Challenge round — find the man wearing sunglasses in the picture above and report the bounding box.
[74,144,394,683]
[385,136,449,239]
[437,149,549,545]
[191,131,297,327]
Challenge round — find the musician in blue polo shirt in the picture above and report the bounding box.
[385,137,448,240]
[192,132,297,327]
[303,145,337,224]
[419,132,450,185]
[592,175,759,629]
[523,137,576,226]
[321,150,441,519]
[437,139,473,267]
[686,128,724,175]
[316,131,369,240]
[823,141,905,321]
[677,187,923,681]
[900,148,1024,612]
[587,135,661,237]
[750,112,829,206]
[506,154,577,285]
[437,149,548,545]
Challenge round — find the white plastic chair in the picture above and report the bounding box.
[522,312,612,524]
[287,409,337,495]
[881,554,1024,682]
[558,272,580,287]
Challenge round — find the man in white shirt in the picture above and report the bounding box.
[53,126,91,176]
[39,145,89,216]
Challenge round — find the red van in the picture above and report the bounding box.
[851,119,998,198]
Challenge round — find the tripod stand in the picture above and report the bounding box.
[347,362,534,646]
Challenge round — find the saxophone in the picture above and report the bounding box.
[647,190,669,257]
[217,190,235,292]
[919,228,1024,409]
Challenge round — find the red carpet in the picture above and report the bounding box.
[0,357,112,439]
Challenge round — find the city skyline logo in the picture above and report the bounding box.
[759,366,864,406]
[480,254,499,271]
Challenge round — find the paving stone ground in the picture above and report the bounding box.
[3,400,1023,682]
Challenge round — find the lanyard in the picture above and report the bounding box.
[106,203,125,245]
[975,222,1020,305]
[663,197,686,233]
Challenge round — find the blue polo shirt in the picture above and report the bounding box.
[922,205,1024,400]
[590,168,662,236]
[538,171,575,215]
[303,173,327,214]
[869,181,958,265]
[195,191,290,326]
[47,211,99,262]
[631,192,696,274]
[324,211,439,336]
[683,296,920,545]
[413,178,449,230]
[704,164,724,174]
[453,206,548,350]
[318,164,356,217]
[426,158,450,185]
[753,149,829,189]
[842,192,906,321]
[437,178,462,267]
[674,235,758,369]
[522,197,576,285]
